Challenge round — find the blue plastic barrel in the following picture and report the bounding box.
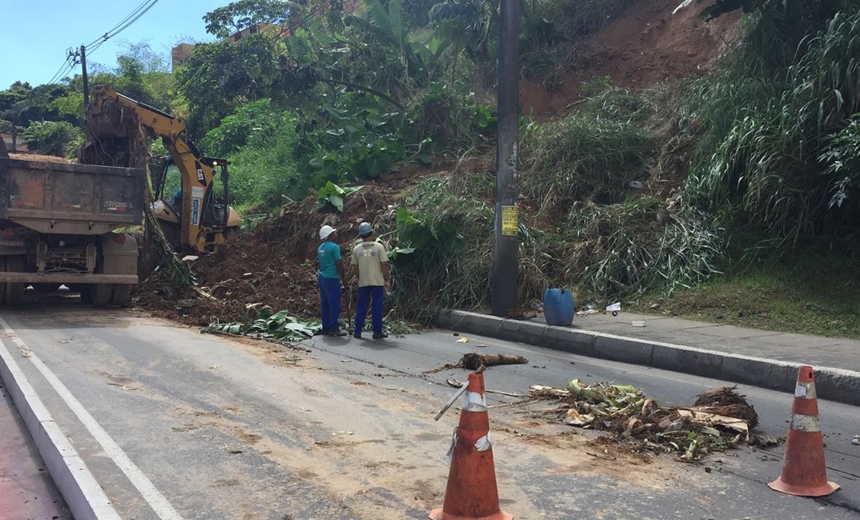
[543,288,575,326]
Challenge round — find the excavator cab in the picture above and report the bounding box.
[150,155,238,250]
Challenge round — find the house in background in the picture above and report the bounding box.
[171,43,196,69]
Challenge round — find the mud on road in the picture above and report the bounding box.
[183,328,690,519]
[13,304,853,520]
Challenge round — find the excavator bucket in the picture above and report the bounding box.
[79,86,151,169]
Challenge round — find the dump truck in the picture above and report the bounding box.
[0,139,145,306]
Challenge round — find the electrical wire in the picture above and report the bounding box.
[46,49,79,85]
[85,0,160,57]
[85,0,154,48]
[45,57,73,85]
[97,0,159,44]
[46,0,159,83]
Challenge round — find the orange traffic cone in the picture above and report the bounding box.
[768,365,840,497]
[430,370,513,520]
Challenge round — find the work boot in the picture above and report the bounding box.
[372,331,388,340]
[353,331,362,339]
[328,329,348,337]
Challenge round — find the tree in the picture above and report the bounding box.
[203,0,292,38]
[176,33,285,135]
[21,121,81,157]
[0,83,33,149]
[201,98,284,157]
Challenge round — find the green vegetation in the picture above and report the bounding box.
[631,244,860,339]
[687,2,860,250]
[203,305,318,341]
[388,175,495,322]
[520,105,654,212]
[20,120,82,157]
[5,0,860,337]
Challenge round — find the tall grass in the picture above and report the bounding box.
[686,7,860,245]
[566,200,725,298]
[386,175,494,322]
[520,94,654,214]
[386,174,724,322]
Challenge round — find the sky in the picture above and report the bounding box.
[0,0,228,89]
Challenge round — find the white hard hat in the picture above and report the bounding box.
[319,225,336,240]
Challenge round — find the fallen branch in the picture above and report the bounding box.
[462,353,528,369]
[424,352,529,374]
[445,378,526,397]
[524,380,772,461]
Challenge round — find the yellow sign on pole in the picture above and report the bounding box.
[501,206,518,236]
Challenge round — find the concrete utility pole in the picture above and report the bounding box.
[80,45,89,109]
[491,0,520,317]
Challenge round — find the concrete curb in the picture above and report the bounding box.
[0,340,121,520]
[436,310,860,407]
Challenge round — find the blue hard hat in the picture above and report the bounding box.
[358,222,373,236]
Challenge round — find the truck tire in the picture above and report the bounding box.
[0,260,6,305]
[90,284,113,307]
[79,286,93,304]
[94,233,137,307]
[110,285,132,306]
[88,284,131,307]
[1,256,25,305]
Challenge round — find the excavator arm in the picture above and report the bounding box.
[83,86,239,252]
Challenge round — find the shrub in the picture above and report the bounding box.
[520,110,654,214]
[686,7,860,242]
[227,117,302,212]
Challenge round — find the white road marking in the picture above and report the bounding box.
[0,316,184,520]
[0,327,121,520]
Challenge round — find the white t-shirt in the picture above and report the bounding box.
[351,241,388,287]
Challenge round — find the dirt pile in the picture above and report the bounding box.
[134,180,407,326]
[519,0,742,117]
[8,153,71,163]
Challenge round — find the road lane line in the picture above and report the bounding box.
[0,316,183,520]
[0,325,121,520]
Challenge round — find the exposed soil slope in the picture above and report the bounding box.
[520,0,741,117]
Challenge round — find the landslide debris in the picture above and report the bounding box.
[133,181,404,326]
[526,381,774,462]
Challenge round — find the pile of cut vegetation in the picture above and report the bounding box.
[528,382,778,461]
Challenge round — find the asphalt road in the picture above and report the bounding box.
[0,302,857,520]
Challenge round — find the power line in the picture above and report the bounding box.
[45,57,73,85]
[85,0,160,57]
[45,48,79,85]
[47,0,160,84]
[85,0,153,48]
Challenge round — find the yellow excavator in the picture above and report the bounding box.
[80,86,241,253]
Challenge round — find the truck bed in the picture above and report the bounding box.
[0,155,145,234]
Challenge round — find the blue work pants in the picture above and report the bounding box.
[355,286,384,333]
[318,275,342,332]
